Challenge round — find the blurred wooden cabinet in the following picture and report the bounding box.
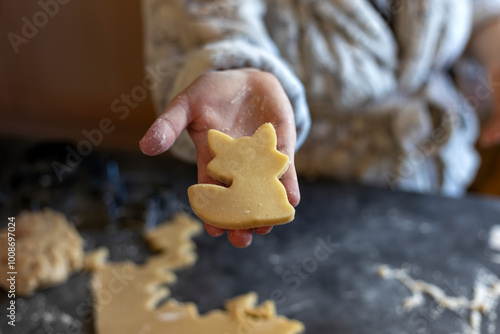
[0,0,156,151]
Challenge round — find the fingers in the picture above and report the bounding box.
[281,161,301,207]
[204,223,225,237]
[139,96,189,156]
[253,226,273,235]
[260,75,301,207]
[227,229,253,248]
[274,121,301,207]
[203,224,271,247]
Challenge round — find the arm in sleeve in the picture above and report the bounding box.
[141,0,310,160]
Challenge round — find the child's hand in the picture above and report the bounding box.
[139,69,300,248]
[480,63,500,147]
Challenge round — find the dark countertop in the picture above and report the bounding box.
[1,139,499,333]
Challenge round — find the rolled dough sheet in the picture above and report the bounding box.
[188,123,295,229]
[0,209,84,296]
[90,212,304,334]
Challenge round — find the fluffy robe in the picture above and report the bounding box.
[142,0,500,195]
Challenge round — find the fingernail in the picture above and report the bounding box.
[139,133,153,148]
[140,120,166,155]
[139,134,149,146]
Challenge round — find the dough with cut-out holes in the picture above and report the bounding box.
[90,212,304,334]
[188,123,295,229]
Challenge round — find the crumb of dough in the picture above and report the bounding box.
[0,209,84,296]
[188,123,295,230]
[489,225,500,252]
[84,247,109,272]
[379,264,500,334]
[91,212,304,334]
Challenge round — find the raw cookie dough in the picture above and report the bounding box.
[84,247,109,272]
[188,123,295,229]
[0,209,84,296]
[144,212,202,269]
[90,212,304,334]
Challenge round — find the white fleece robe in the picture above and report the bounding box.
[141,0,500,196]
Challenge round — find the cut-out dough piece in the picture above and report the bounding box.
[84,247,109,272]
[188,123,295,229]
[0,209,84,296]
[90,212,304,334]
[144,212,203,270]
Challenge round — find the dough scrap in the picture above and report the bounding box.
[0,209,84,296]
[84,247,109,272]
[188,123,295,229]
[90,212,304,334]
[144,211,203,270]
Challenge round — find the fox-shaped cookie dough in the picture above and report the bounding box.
[188,123,295,230]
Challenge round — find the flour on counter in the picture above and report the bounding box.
[379,265,500,334]
[15,294,81,334]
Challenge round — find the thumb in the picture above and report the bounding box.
[139,97,190,156]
